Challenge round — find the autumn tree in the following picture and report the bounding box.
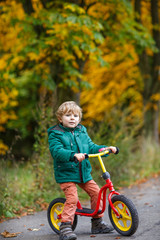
[0,0,159,157]
[0,0,106,155]
[81,0,156,138]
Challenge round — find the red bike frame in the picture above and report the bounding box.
[75,178,120,217]
[74,149,121,218]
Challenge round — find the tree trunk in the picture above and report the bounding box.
[75,58,87,105]
[134,0,160,143]
[20,0,34,14]
[151,0,160,143]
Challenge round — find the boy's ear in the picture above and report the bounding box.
[58,117,62,123]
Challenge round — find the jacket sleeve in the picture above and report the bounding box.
[48,132,76,162]
[83,126,106,154]
[87,135,106,154]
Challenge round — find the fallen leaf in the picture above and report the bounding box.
[90,235,96,237]
[27,228,32,231]
[32,228,40,232]
[27,228,40,232]
[1,230,21,238]
[21,212,28,217]
[35,199,49,210]
[138,193,145,197]
[40,224,45,226]
[115,237,121,239]
[27,212,34,216]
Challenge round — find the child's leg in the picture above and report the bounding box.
[60,182,78,224]
[78,180,103,218]
[78,180,114,234]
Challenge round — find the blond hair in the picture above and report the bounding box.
[56,101,82,121]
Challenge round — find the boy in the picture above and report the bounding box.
[48,101,117,240]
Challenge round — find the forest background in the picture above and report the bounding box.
[0,0,160,219]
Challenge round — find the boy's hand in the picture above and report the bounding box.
[74,153,85,162]
[105,146,117,154]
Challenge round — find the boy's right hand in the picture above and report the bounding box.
[74,153,85,162]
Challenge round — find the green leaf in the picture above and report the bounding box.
[5,210,14,218]
[59,79,78,88]
[93,31,104,44]
[43,76,56,91]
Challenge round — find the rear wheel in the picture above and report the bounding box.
[47,198,78,234]
[108,195,139,236]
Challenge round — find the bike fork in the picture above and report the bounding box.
[108,191,120,217]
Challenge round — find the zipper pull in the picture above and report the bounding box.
[70,139,73,148]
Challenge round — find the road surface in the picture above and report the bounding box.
[0,176,160,240]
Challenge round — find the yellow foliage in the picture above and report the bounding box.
[0,0,25,53]
[27,52,40,62]
[0,85,18,153]
[151,93,160,102]
[32,0,43,12]
[0,59,7,70]
[64,4,85,14]
[141,1,152,31]
[81,26,93,37]
[0,80,18,154]
[0,140,9,155]
[81,43,143,125]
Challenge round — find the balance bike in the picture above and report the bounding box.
[47,149,139,236]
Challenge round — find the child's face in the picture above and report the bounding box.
[59,112,80,128]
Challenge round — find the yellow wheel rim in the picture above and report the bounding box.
[50,202,64,231]
[111,201,132,232]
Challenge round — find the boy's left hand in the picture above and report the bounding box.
[74,153,86,162]
[104,146,117,154]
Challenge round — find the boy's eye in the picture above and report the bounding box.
[74,115,78,117]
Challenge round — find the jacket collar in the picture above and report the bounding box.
[59,124,82,132]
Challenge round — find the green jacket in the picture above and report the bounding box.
[48,124,106,183]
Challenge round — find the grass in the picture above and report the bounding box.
[0,136,160,220]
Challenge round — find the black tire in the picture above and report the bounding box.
[47,198,78,234]
[108,195,139,236]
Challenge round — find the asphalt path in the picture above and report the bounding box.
[0,176,160,240]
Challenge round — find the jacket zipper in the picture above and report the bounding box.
[79,162,83,183]
[71,130,83,183]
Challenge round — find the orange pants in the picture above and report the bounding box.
[60,180,103,224]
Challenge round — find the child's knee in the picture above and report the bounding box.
[69,195,78,205]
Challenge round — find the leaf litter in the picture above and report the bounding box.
[0,230,22,238]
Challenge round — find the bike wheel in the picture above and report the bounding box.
[47,198,78,234]
[108,195,139,236]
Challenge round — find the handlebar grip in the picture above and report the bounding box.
[115,147,119,154]
[99,147,119,154]
[108,149,112,154]
[73,154,89,163]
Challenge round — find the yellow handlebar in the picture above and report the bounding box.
[87,150,110,173]
[88,150,110,158]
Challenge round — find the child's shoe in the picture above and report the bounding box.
[91,217,114,234]
[59,222,77,240]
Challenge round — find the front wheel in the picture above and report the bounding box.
[47,198,78,234]
[108,195,139,236]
